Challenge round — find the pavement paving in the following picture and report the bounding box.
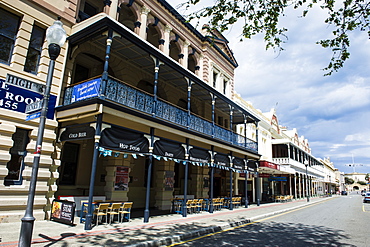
[0,196,336,247]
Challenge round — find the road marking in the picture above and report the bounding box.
[167,198,334,246]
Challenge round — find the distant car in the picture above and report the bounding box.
[363,192,370,203]
[341,191,347,195]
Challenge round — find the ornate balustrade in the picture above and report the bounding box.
[62,77,257,152]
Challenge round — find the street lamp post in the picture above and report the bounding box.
[19,17,66,247]
[304,160,310,202]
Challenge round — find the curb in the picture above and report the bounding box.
[129,197,334,247]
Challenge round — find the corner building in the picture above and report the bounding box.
[0,0,261,223]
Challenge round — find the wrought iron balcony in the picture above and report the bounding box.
[62,77,257,152]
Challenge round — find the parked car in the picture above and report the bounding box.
[341,191,347,195]
[363,192,370,203]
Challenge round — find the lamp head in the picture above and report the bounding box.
[304,160,309,167]
[46,17,67,60]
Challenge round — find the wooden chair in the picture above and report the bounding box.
[212,198,220,210]
[233,197,241,208]
[119,202,133,222]
[219,198,225,209]
[191,199,199,213]
[185,199,194,214]
[107,203,122,224]
[93,203,110,225]
[202,199,209,211]
[215,198,223,210]
[196,199,203,213]
[80,200,89,223]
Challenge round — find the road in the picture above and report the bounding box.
[170,193,370,247]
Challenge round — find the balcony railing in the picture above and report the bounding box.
[63,77,257,152]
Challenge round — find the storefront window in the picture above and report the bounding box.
[4,128,30,186]
[58,143,80,185]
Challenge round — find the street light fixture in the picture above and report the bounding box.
[19,17,66,247]
[304,160,310,202]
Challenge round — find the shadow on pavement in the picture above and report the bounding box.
[176,221,353,247]
[33,219,353,247]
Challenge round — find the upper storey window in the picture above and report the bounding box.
[188,54,196,73]
[24,25,45,74]
[213,71,218,88]
[147,25,160,49]
[118,5,136,31]
[78,0,103,22]
[223,79,228,95]
[0,8,20,65]
[169,40,180,62]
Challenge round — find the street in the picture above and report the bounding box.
[170,193,370,247]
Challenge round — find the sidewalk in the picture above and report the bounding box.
[0,196,335,247]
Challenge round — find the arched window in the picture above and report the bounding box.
[118,5,136,31]
[188,55,196,73]
[147,25,160,48]
[169,40,180,62]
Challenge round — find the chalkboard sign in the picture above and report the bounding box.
[50,200,76,225]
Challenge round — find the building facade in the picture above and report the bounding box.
[0,0,261,223]
[344,172,368,192]
[234,96,328,202]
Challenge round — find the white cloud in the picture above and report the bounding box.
[169,0,370,174]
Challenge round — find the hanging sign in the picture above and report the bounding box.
[50,199,76,225]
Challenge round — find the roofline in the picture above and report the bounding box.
[67,15,260,123]
[157,0,238,68]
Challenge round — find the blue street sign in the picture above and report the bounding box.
[25,111,41,121]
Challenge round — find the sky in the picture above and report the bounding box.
[168,0,370,174]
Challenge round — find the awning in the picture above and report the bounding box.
[214,153,230,167]
[100,126,149,153]
[153,139,185,159]
[247,160,259,172]
[233,157,246,170]
[189,147,211,163]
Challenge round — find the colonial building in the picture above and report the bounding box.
[344,172,368,191]
[234,96,327,202]
[320,158,338,194]
[0,0,260,224]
